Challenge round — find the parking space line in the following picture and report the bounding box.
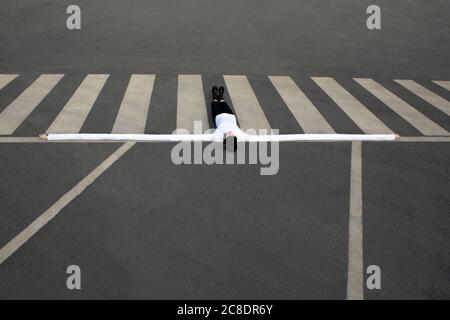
[0,141,135,265]
[347,141,364,300]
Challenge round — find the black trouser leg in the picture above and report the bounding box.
[211,101,234,127]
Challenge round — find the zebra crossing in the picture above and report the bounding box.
[0,74,449,137]
[47,74,109,133]
[112,74,155,134]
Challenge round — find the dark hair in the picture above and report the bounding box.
[223,136,237,152]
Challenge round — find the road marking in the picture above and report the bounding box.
[47,74,109,133]
[312,77,392,134]
[112,74,155,134]
[394,80,450,117]
[269,76,335,133]
[355,78,448,135]
[0,74,64,135]
[397,136,450,142]
[176,75,209,132]
[223,75,271,132]
[347,141,364,300]
[0,141,135,265]
[0,136,450,143]
[0,74,18,90]
[433,81,450,91]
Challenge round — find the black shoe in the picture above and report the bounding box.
[219,86,225,101]
[212,86,219,100]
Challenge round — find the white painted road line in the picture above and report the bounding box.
[0,141,136,265]
[397,136,450,142]
[394,80,450,117]
[0,74,18,90]
[112,74,155,134]
[223,75,271,132]
[433,81,450,91]
[1,136,450,143]
[347,141,364,300]
[176,75,209,132]
[0,74,64,135]
[355,78,448,136]
[312,77,392,134]
[47,74,109,133]
[269,76,335,133]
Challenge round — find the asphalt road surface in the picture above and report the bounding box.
[0,0,449,299]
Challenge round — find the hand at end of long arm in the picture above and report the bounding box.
[39,133,48,141]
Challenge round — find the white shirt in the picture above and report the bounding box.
[213,113,244,142]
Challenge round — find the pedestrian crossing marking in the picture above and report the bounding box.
[0,74,448,137]
[47,74,109,133]
[312,77,392,134]
[0,74,64,135]
[176,75,209,132]
[0,74,18,91]
[112,74,155,134]
[269,76,335,133]
[223,75,271,132]
[433,81,450,92]
[394,80,450,117]
[355,78,448,136]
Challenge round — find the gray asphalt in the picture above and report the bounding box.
[1,0,449,78]
[0,0,449,299]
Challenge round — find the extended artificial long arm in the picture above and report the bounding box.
[40,133,400,142]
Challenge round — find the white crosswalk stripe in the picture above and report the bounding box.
[355,78,448,136]
[176,75,209,132]
[394,80,450,117]
[269,76,335,133]
[112,74,155,134]
[47,74,109,133]
[0,74,64,135]
[223,75,271,132]
[312,77,392,134]
[0,74,448,137]
[0,74,18,91]
[433,81,450,91]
